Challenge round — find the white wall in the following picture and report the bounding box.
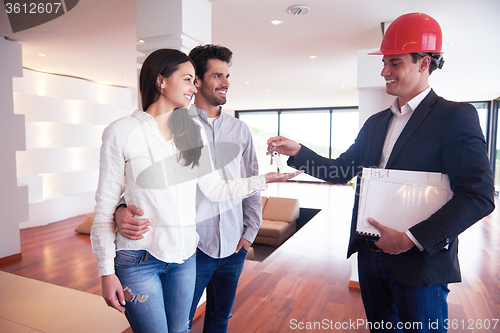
[0,38,28,259]
[223,109,235,117]
[14,69,133,228]
[357,49,395,127]
[349,48,394,285]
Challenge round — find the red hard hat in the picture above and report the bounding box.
[369,13,443,55]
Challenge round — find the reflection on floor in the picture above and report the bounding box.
[0,271,129,333]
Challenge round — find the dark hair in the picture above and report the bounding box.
[410,53,441,75]
[188,44,233,80]
[139,49,202,168]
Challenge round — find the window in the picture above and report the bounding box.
[237,111,278,174]
[491,100,500,192]
[237,107,358,182]
[279,110,330,181]
[470,102,489,141]
[330,110,359,158]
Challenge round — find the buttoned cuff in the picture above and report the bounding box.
[242,227,258,244]
[253,174,267,191]
[98,259,115,277]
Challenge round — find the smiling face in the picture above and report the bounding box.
[161,61,197,109]
[195,59,230,107]
[381,53,430,107]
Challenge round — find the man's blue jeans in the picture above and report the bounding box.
[358,242,450,333]
[188,248,247,333]
[115,250,196,333]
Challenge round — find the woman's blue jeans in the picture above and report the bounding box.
[115,250,196,333]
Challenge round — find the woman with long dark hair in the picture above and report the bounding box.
[91,49,301,333]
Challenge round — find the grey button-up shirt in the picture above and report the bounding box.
[190,106,262,259]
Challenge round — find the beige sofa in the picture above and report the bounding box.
[254,196,300,247]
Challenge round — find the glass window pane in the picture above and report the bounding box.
[331,109,359,159]
[238,112,278,174]
[496,129,500,191]
[280,110,331,182]
[237,108,360,184]
[494,101,500,191]
[470,102,488,140]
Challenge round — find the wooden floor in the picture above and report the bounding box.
[1,183,499,333]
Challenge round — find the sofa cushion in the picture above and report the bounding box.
[75,217,94,234]
[262,197,299,223]
[257,219,296,238]
[261,196,268,210]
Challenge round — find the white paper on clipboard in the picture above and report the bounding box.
[356,168,453,240]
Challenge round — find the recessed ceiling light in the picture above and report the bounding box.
[38,53,46,57]
[447,42,457,46]
[309,55,317,59]
[245,81,250,84]
[138,39,145,43]
[271,20,283,25]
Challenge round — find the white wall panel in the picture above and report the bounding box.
[14,68,133,228]
[20,192,96,229]
[0,38,28,259]
[13,69,132,108]
[17,148,100,177]
[41,170,99,200]
[25,122,105,149]
[17,175,43,203]
[14,93,132,124]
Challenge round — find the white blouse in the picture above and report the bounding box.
[91,110,266,276]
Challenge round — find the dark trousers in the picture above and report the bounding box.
[358,241,449,333]
[188,248,247,333]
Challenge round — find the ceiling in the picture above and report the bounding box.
[1,0,499,111]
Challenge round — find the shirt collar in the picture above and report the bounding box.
[389,86,432,117]
[132,109,154,122]
[194,105,223,124]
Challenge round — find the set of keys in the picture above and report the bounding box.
[270,149,283,173]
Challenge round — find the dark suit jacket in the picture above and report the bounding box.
[288,89,495,286]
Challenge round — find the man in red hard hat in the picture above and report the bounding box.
[268,12,494,332]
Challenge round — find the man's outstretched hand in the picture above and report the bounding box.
[267,136,301,157]
[264,170,304,183]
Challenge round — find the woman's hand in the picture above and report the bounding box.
[265,170,304,183]
[101,274,126,314]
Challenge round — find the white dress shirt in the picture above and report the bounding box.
[192,106,262,259]
[378,87,432,251]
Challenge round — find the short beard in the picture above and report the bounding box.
[199,84,226,107]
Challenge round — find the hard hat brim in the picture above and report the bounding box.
[368,50,383,55]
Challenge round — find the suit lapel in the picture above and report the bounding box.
[385,90,438,168]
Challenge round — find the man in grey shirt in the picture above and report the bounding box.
[114,44,262,332]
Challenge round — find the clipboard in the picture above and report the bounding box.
[356,168,453,240]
